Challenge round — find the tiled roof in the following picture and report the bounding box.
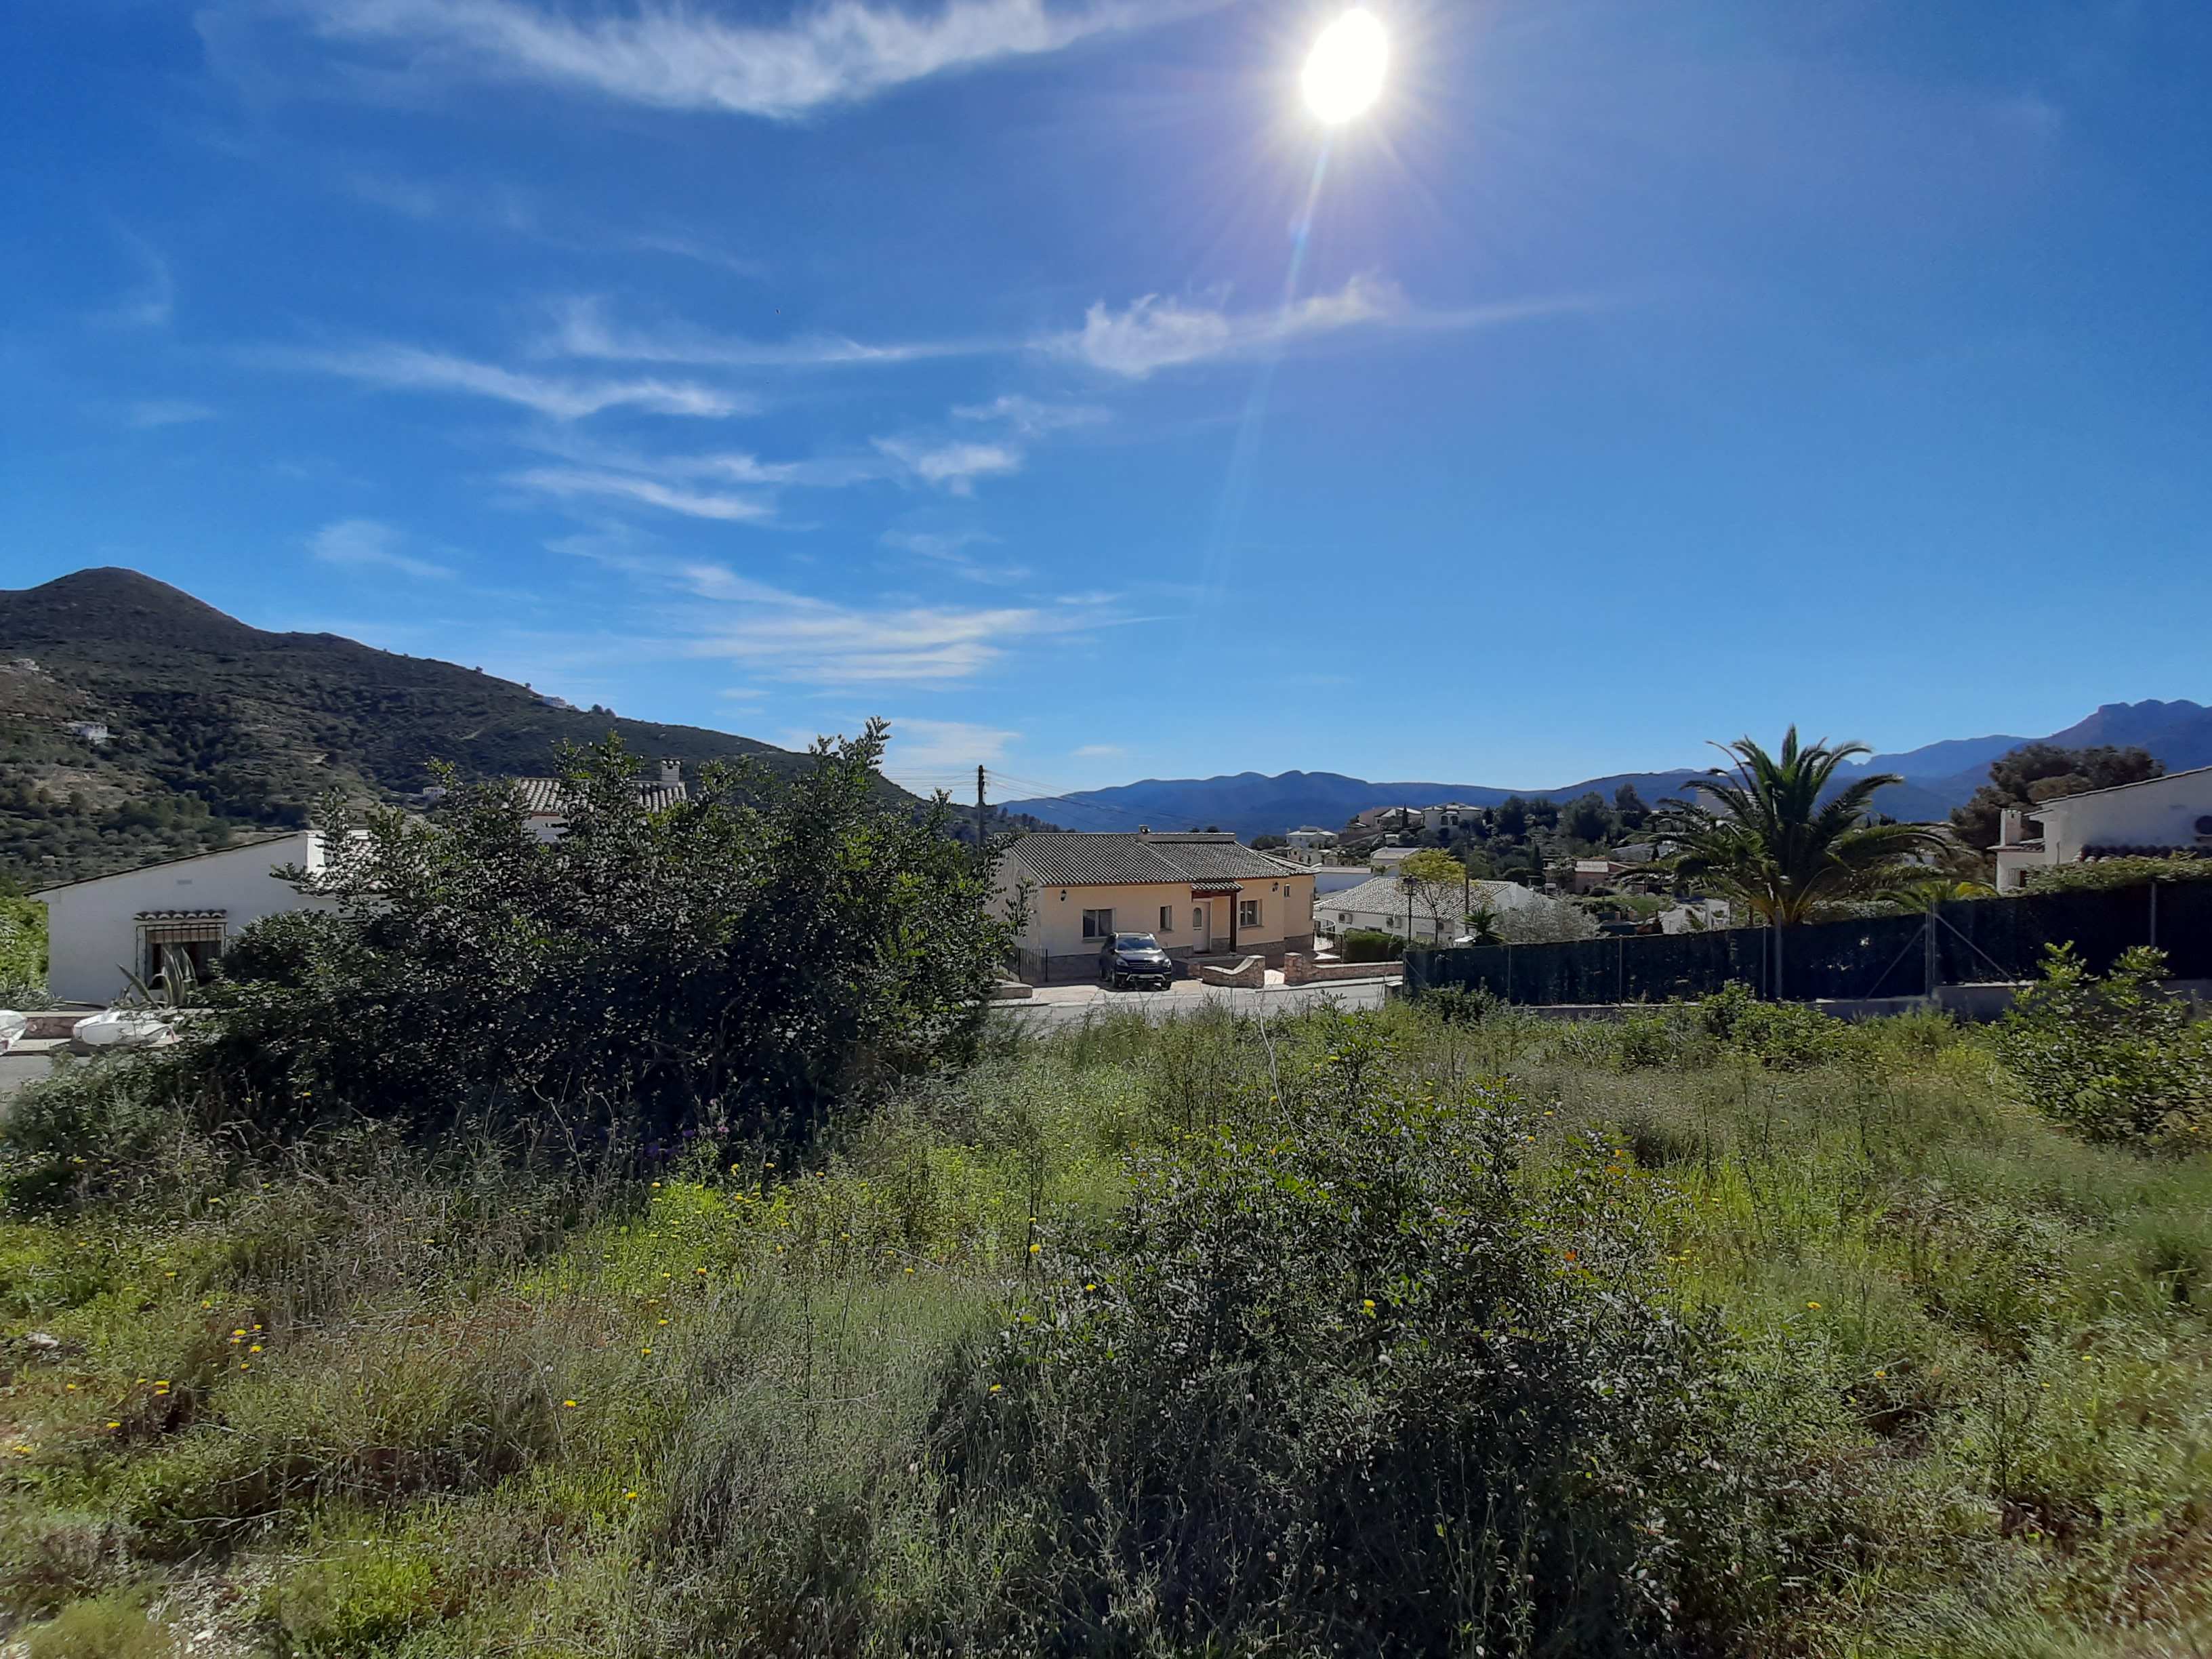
[513,777,689,814]
[2081,844,2210,861]
[1006,832,1307,888]
[1319,875,1554,923]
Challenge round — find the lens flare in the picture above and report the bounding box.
[1302,9,1387,125]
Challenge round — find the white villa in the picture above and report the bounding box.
[1992,765,2212,892]
[32,832,342,1005]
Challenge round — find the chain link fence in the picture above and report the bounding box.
[1406,881,2212,1006]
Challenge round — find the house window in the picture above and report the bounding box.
[1158,905,1174,933]
[1338,912,1351,924]
[1192,907,1204,934]
[1081,908,1115,940]
[1239,898,1261,928]
[138,915,226,988]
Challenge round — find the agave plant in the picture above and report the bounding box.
[1654,729,1948,927]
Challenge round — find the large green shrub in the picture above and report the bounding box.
[1696,981,1852,1070]
[1337,928,1405,963]
[944,1067,1721,1655]
[186,726,1006,1153]
[1995,944,2211,1147]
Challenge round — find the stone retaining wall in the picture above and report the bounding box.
[1284,953,1404,986]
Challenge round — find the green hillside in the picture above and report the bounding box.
[0,568,864,885]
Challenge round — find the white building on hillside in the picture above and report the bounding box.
[32,832,343,1005]
[1285,826,1338,851]
[1992,766,2212,892]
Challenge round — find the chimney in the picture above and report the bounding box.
[659,758,682,789]
[1999,806,2022,846]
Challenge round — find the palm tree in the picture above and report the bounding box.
[1654,729,1947,927]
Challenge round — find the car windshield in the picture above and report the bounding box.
[1112,935,1160,949]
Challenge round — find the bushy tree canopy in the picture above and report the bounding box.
[1614,782,1650,831]
[1563,790,1617,845]
[192,725,1006,1151]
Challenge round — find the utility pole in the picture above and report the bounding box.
[975,764,987,876]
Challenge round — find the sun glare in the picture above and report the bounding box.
[1302,9,1388,125]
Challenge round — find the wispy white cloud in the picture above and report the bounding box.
[880,528,994,560]
[546,285,1583,382]
[1048,277,1599,378]
[880,527,1031,584]
[273,0,1181,120]
[876,716,1022,790]
[123,399,220,429]
[874,434,1023,494]
[307,518,454,579]
[348,178,766,274]
[551,533,1117,684]
[519,427,886,489]
[267,342,747,419]
[507,466,775,520]
[675,565,1082,682]
[1072,742,1126,759]
[98,228,175,329]
[545,295,985,369]
[951,393,1107,435]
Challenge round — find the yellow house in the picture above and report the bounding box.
[998,831,1317,985]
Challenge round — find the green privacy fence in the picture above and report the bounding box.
[1404,881,2212,1007]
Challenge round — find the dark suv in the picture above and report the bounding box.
[1099,932,1173,990]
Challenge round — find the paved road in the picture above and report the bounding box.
[0,1047,63,1108]
[992,977,1393,1031]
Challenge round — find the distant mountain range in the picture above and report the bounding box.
[1001,701,2212,840]
[0,568,913,884]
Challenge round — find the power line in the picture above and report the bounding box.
[981,773,1184,833]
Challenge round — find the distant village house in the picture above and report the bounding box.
[998,830,1315,984]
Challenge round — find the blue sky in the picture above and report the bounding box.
[3,0,2209,798]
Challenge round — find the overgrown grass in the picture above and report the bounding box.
[1,997,2208,1654]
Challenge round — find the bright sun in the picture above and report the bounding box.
[1301,8,1388,125]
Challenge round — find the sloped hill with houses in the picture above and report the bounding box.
[0,567,883,885]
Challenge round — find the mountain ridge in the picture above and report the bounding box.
[0,567,893,884]
[1003,702,2211,840]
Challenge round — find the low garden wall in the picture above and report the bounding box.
[1284,953,1403,985]
[1197,956,1266,988]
